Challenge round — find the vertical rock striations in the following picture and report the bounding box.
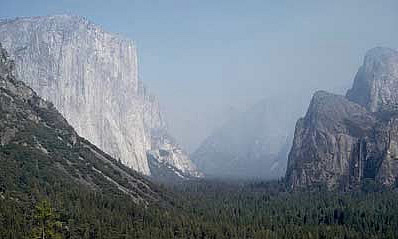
[286,91,376,189]
[0,43,161,204]
[0,15,200,178]
[286,47,398,190]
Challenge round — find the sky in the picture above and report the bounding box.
[1,1,398,152]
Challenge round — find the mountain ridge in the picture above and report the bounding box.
[0,15,201,179]
[0,42,162,204]
[192,98,296,179]
[286,47,398,190]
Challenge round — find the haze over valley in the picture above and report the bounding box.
[1,1,398,238]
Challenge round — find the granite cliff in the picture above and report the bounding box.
[286,47,398,190]
[0,43,161,204]
[0,15,201,178]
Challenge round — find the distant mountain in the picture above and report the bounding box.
[286,47,398,190]
[192,99,296,179]
[346,47,398,112]
[0,15,201,179]
[0,43,162,204]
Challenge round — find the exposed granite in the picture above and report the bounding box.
[0,15,201,178]
[287,48,398,190]
[347,47,398,112]
[0,43,161,204]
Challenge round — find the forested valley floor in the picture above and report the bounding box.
[1,177,398,239]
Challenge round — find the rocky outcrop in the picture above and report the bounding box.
[286,47,398,190]
[286,91,375,189]
[347,47,398,112]
[192,99,295,179]
[148,129,202,179]
[0,43,160,204]
[0,15,201,178]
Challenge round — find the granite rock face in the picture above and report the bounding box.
[192,99,295,179]
[286,47,398,190]
[0,15,200,178]
[347,47,398,112]
[0,43,161,204]
[286,91,375,189]
[148,129,202,178]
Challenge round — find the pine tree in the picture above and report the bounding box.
[31,200,62,239]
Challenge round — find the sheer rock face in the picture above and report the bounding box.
[0,15,200,178]
[347,47,398,112]
[287,48,398,190]
[192,99,294,179]
[286,91,375,189]
[0,43,161,204]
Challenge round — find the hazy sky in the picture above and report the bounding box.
[1,1,398,152]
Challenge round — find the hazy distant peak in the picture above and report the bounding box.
[347,46,398,112]
[364,47,398,63]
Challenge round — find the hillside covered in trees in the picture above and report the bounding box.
[2,179,398,238]
[1,12,398,239]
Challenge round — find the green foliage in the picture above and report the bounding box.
[31,200,62,239]
[1,56,398,239]
[1,178,398,239]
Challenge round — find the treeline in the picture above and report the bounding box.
[2,178,398,238]
[172,180,398,239]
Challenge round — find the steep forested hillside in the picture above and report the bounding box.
[0,42,162,204]
[2,42,398,239]
[0,42,174,237]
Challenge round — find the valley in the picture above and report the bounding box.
[1,2,398,238]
